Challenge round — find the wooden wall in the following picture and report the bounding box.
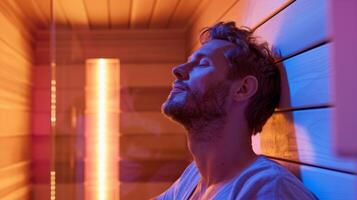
[0,0,34,199]
[186,0,357,199]
[32,29,190,199]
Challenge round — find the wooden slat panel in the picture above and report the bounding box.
[0,110,30,136]
[36,29,186,42]
[109,0,131,29]
[258,108,356,173]
[32,113,51,135]
[275,159,357,200]
[33,89,50,113]
[120,112,185,135]
[35,62,175,88]
[149,0,180,28]
[121,63,175,87]
[33,66,50,89]
[0,76,32,105]
[0,161,30,197]
[0,11,33,61]
[1,185,31,200]
[32,135,84,162]
[120,134,189,160]
[84,0,109,29]
[169,0,202,28]
[32,184,84,200]
[32,182,172,200]
[32,133,188,161]
[35,39,185,64]
[58,0,89,29]
[186,0,237,53]
[187,0,291,54]
[254,0,328,59]
[32,159,188,184]
[221,0,292,29]
[279,43,332,109]
[13,0,47,29]
[121,87,169,112]
[53,0,69,27]
[130,0,156,28]
[120,160,189,182]
[121,182,172,200]
[0,136,30,168]
[32,160,84,184]
[0,41,32,78]
[0,1,35,40]
[32,0,51,25]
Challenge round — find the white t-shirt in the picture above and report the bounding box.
[156,155,317,200]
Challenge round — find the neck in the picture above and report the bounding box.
[185,117,257,187]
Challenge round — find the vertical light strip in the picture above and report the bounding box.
[85,58,120,200]
[50,0,57,199]
[97,59,107,200]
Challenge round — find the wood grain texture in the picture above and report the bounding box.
[32,183,84,200]
[84,0,109,29]
[275,159,357,200]
[32,182,172,200]
[254,0,328,59]
[278,43,332,110]
[31,159,189,184]
[0,161,30,197]
[0,110,30,136]
[35,29,185,64]
[120,112,186,135]
[58,0,89,29]
[130,0,156,28]
[149,0,180,28]
[109,0,132,29]
[168,0,202,28]
[120,159,189,182]
[187,0,291,54]
[0,136,30,168]
[258,108,356,173]
[0,3,33,198]
[32,133,189,161]
[186,0,237,53]
[120,134,189,160]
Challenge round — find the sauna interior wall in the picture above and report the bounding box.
[0,1,34,199]
[32,29,189,199]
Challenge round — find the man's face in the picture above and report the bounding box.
[162,39,235,127]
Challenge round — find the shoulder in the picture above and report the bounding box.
[155,162,200,200]
[231,156,317,200]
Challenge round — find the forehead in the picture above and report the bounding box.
[190,39,235,59]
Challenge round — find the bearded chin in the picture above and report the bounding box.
[162,93,198,127]
[161,83,230,130]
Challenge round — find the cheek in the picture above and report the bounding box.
[187,68,216,91]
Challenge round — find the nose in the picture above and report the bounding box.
[172,63,190,80]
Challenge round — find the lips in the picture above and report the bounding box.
[170,84,187,93]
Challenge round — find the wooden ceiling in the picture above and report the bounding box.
[16,0,205,29]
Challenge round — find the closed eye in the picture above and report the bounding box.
[198,59,210,66]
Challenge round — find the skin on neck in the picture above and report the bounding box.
[187,103,258,189]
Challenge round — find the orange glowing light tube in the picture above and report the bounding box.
[85,59,120,200]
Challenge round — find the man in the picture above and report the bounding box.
[156,22,316,200]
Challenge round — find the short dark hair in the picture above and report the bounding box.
[200,21,281,135]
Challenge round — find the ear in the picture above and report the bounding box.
[233,75,258,102]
